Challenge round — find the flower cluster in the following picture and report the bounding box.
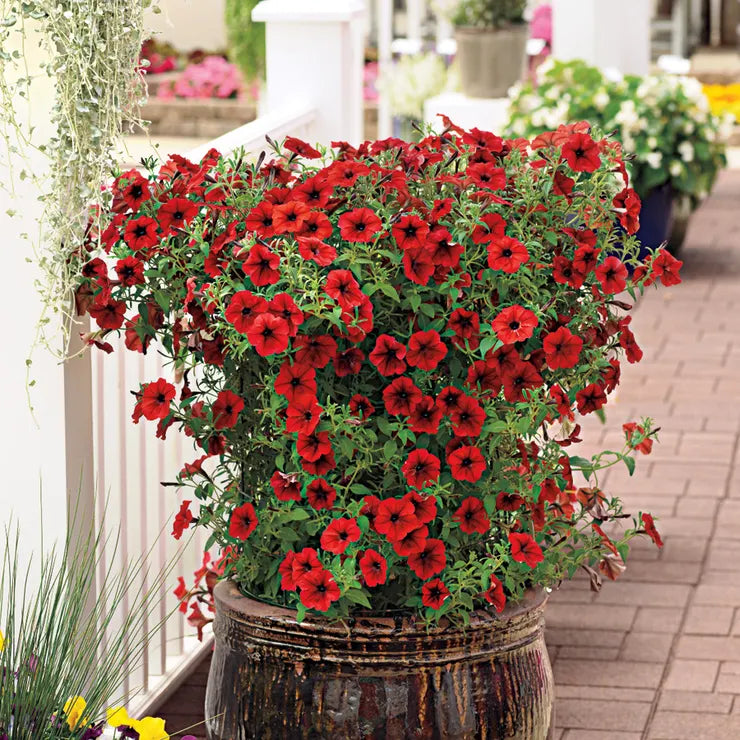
[76,121,679,622]
[158,55,243,100]
[506,59,732,207]
[450,0,527,28]
[704,83,740,124]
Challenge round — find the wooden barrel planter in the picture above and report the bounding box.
[205,580,554,739]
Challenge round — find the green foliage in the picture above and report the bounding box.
[224,0,265,80]
[452,0,527,28]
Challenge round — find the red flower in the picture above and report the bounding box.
[427,227,464,266]
[501,360,543,403]
[595,256,628,294]
[359,549,387,587]
[225,290,267,333]
[508,532,544,568]
[300,568,341,612]
[275,361,317,404]
[403,490,437,524]
[402,246,435,285]
[613,188,641,234]
[392,525,429,556]
[212,390,244,429]
[320,517,361,554]
[338,207,382,243]
[552,256,585,289]
[115,256,145,286]
[324,269,364,308]
[421,578,450,609]
[279,552,298,591]
[448,308,480,348]
[328,160,370,187]
[139,378,176,420]
[245,200,275,238]
[575,383,607,415]
[467,162,506,190]
[453,496,490,534]
[296,430,332,462]
[448,445,486,483]
[228,502,258,541]
[291,547,323,586]
[349,394,375,419]
[89,298,126,330]
[123,216,159,251]
[246,313,290,356]
[496,492,524,511]
[375,497,418,541]
[294,334,337,368]
[402,449,441,489]
[487,236,529,273]
[572,245,600,276]
[492,305,538,344]
[243,243,281,286]
[641,513,663,548]
[407,539,446,579]
[271,470,302,502]
[450,395,485,438]
[652,249,682,286]
[392,213,429,250]
[370,334,407,376]
[286,397,323,434]
[297,236,336,266]
[383,376,422,416]
[543,326,583,370]
[158,197,199,232]
[430,198,453,222]
[305,478,337,510]
[436,385,464,415]
[483,574,506,613]
[408,396,443,434]
[283,136,322,159]
[561,133,601,173]
[115,170,151,211]
[272,201,310,235]
[294,175,333,209]
[333,348,365,377]
[471,213,506,244]
[407,330,447,371]
[172,500,193,540]
[623,422,653,455]
[360,495,382,530]
[466,360,501,394]
[268,293,304,336]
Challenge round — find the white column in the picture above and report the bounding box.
[252,0,366,145]
[377,0,393,139]
[552,0,651,76]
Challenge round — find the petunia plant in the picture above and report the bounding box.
[75,122,680,624]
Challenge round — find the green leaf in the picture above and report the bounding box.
[623,455,636,476]
[377,417,394,436]
[343,588,372,608]
[286,508,311,521]
[296,603,307,623]
[379,283,400,301]
[383,439,398,460]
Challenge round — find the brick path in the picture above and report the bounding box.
[156,171,740,740]
[549,169,740,739]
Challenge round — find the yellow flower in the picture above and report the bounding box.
[107,706,135,728]
[63,696,87,730]
[131,715,169,740]
[0,629,5,651]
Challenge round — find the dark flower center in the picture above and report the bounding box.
[502,248,512,258]
[508,321,520,331]
[135,225,148,237]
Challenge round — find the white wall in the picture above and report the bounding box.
[144,0,227,51]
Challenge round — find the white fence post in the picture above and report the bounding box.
[252,0,366,145]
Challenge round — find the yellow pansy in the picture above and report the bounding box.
[63,696,87,730]
[131,715,169,740]
[107,706,135,727]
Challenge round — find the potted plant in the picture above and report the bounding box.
[452,0,529,98]
[76,123,681,739]
[505,59,733,254]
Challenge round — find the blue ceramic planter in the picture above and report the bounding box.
[633,182,674,261]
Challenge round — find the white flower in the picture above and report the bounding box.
[593,90,610,111]
[645,152,663,169]
[669,161,683,177]
[678,141,694,162]
[615,100,639,130]
[647,136,658,149]
[622,132,636,152]
[683,121,695,134]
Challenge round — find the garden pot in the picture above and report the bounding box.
[205,580,554,740]
[666,193,691,256]
[634,182,674,261]
[455,26,528,99]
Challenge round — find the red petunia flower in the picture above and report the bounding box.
[268,293,304,337]
[404,490,437,524]
[320,517,361,554]
[296,430,332,463]
[89,298,126,330]
[324,269,364,308]
[448,445,486,483]
[572,245,600,276]
[305,478,337,510]
[448,308,481,349]
[274,361,317,404]
[595,256,628,294]
[575,383,607,415]
[407,330,447,371]
[123,216,159,251]
[272,200,310,234]
[391,525,429,556]
[501,360,543,403]
[370,334,407,376]
[407,538,446,579]
[279,552,298,591]
[641,513,663,548]
[338,207,382,243]
[436,385,464,415]
[652,249,682,287]
[158,197,199,233]
[496,492,524,511]
[421,578,450,609]
[333,347,365,377]
[286,397,323,434]
[271,470,302,502]
[375,497,418,541]
[294,334,337,368]
[359,549,387,587]
[402,449,441,489]
[466,360,502,394]
[172,500,193,540]
[427,227,464,266]
[430,198,453,222]
[228,502,258,541]
[392,213,429,250]
[450,395,485,438]
[487,236,529,274]
[300,568,341,612]
[293,175,333,209]
[471,212,506,244]
[246,313,290,356]
[613,188,641,234]
[139,378,176,420]
[115,256,145,286]
[453,496,490,534]
[245,200,275,238]
[543,326,583,370]
[402,246,435,285]
[492,305,538,344]
[243,243,281,286]
[114,170,151,211]
[349,394,375,419]
[483,574,506,612]
[467,163,506,190]
[225,290,267,334]
[212,389,244,429]
[508,532,544,568]
[296,236,336,266]
[561,133,601,173]
[283,136,322,159]
[408,396,443,434]
[361,495,382,531]
[552,256,585,289]
[623,422,653,455]
[383,376,423,417]
[291,547,323,587]
[327,160,370,187]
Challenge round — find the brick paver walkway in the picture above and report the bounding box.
[549,169,740,740]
